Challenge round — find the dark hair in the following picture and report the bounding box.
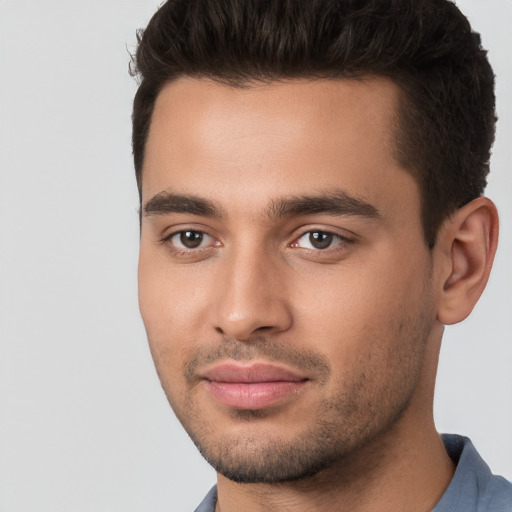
[130,0,496,248]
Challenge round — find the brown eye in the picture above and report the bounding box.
[293,230,347,250]
[179,231,203,248]
[169,230,211,250]
[309,231,333,249]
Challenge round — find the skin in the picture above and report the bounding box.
[138,77,498,511]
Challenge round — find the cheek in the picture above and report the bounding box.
[304,273,431,414]
[137,247,224,396]
[291,248,431,364]
[138,248,208,340]
[138,255,193,397]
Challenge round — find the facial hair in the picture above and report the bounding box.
[151,299,432,485]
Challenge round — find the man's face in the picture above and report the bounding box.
[138,77,440,482]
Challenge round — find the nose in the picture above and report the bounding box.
[212,247,293,341]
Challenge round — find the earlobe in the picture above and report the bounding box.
[437,197,499,325]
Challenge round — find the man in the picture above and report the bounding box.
[131,0,512,510]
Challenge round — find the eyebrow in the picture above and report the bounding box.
[142,189,380,221]
[267,190,380,221]
[143,191,222,218]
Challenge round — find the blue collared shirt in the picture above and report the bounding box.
[433,434,512,511]
[195,434,512,511]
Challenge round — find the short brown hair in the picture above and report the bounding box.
[130,0,496,248]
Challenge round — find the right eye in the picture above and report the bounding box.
[168,230,214,250]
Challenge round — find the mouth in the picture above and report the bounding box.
[200,362,309,410]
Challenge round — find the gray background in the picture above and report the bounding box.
[0,1,510,510]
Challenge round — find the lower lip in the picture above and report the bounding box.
[205,380,308,409]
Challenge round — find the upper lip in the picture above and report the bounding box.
[201,362,308,383]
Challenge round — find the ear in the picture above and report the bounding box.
[436,197,499,325]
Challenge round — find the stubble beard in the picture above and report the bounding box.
[152,300,433,485]
[191,386,415,484]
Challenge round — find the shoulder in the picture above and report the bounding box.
[482,475,512,512]
[434,434,512,512]
[194,485,217,512]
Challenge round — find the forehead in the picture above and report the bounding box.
[142,76,418,220]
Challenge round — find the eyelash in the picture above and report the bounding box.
[290,230,353,252]
[160,228,355,257]
[160,229,219,255]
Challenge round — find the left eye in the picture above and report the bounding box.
[293,231,345,250]
[169,230,213,249]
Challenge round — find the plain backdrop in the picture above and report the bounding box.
[0,1,511,510]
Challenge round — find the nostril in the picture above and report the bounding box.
[256,325,274,332]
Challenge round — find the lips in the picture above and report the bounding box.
[201,363,309,410]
